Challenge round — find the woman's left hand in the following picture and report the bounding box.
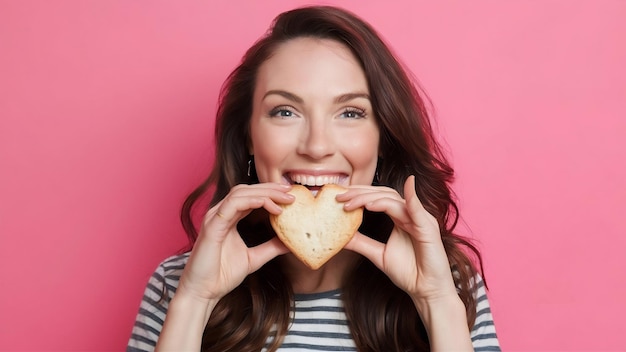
[337,175,458,304]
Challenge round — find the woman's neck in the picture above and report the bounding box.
[280,250,361,294]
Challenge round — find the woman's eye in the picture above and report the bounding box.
[340,108,366,119]
[269,106,297,118]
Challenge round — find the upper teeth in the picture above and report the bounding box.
[290,174,342,186]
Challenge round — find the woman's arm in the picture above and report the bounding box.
[155,293,218,351]
[412,294,473,351]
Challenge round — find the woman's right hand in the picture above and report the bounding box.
[176,183,294,304]
[156,183,294,351]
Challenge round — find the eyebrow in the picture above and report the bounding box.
[262,90,370,104]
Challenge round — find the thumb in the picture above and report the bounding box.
[247,237,290,272]
[344,232,385,270]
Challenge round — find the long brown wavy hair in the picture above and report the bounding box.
[180,5,485,351]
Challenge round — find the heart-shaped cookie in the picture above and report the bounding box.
[270,184,363,270]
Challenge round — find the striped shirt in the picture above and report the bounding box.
[127,253,500,352]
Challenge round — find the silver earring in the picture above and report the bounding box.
[247,158,252,177]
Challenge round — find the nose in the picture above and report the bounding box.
[296,119,335,160]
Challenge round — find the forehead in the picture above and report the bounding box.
[254,37,369,98]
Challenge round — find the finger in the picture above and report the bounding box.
[341,191,405,211]
[212,197,283,231]
[206,196,261,229]
[335,185,397,202]
[231,182,293,192]
[227,184,295,205]
[344,232,385,270]
[360,196,413,226]
[403,176,439,231]
[207,188,295,224]
[247,237,290,272]
[226,193,293,215]
[404,175,426,213]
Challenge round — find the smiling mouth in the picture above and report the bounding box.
[285,173,347,191]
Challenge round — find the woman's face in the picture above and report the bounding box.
[249,37,380,191]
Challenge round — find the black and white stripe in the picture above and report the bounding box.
[127,253,500,351]
[265,290,356,351]
[127,253,187,352]
[470,277,500,351]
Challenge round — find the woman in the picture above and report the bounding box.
[128,5,500,352]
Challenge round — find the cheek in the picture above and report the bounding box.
[250,126,295,178]
[251,122,284,156]
[340,130,380,169]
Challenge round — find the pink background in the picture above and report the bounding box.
[1,1,625,351]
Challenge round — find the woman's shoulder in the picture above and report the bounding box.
[128,253,190,351]
[147,252,190,296]
[156,252,190,275]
